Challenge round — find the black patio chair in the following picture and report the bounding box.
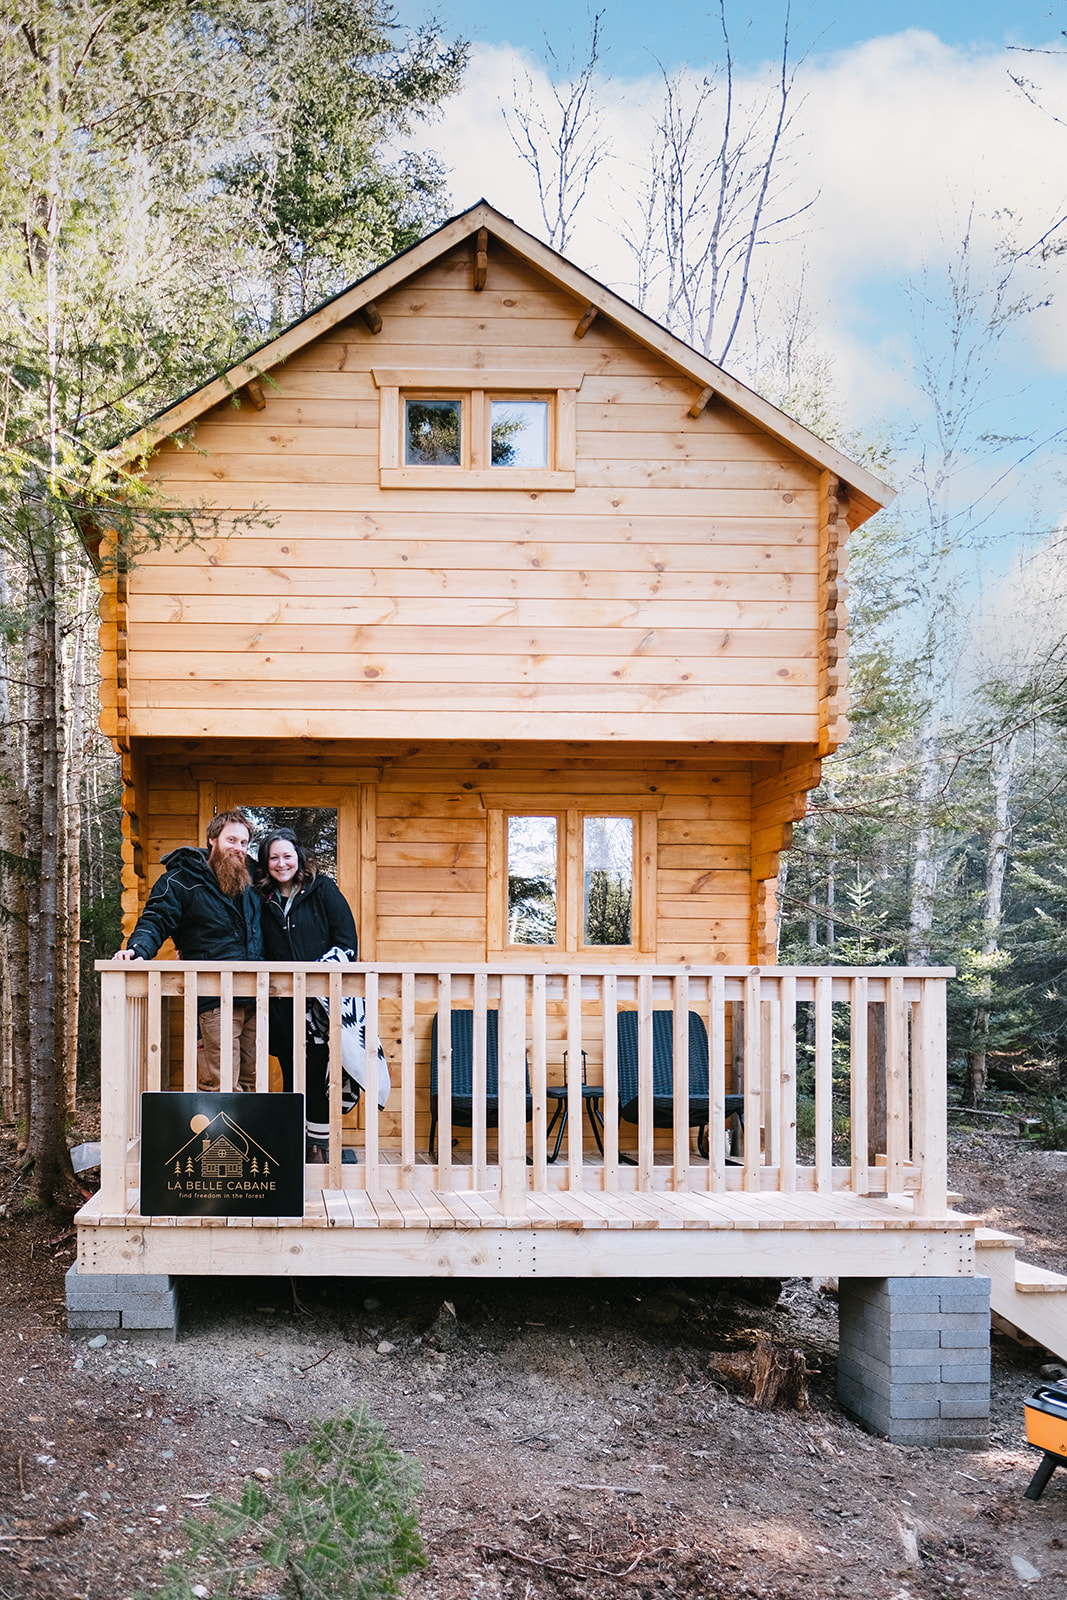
[616,1009,744,1160]
[429,1008,533,1158]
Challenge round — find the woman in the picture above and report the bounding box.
[255,828,359,1163]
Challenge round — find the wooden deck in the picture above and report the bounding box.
[79,958,964,1282]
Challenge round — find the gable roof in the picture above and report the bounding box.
[117,199,894,524]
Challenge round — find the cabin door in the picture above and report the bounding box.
[214,782,372,957]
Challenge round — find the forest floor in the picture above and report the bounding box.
[1,1119,1066,1600]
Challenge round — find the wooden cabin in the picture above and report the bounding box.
[74,202,1061,1438]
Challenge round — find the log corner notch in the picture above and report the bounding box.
[119,746,148,937]
[473,227,488,292]
[818,473,851,757]
[242,378,266,411]
[750,750,823,964]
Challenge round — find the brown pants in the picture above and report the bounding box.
[197,1004,258,1091]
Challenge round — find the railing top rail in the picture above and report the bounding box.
[97,959,956,978]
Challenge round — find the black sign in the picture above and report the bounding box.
[140,1093,305,1217]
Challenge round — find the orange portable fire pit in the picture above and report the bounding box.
[1023,1383,1067,1500]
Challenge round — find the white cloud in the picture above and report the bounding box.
[432,32,1067,430]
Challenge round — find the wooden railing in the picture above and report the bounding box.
[96,962,951,1218]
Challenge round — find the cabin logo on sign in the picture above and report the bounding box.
[166,1111,278,1195]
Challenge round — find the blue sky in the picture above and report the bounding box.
[404,0,1063,74]
[393,3,1067,629]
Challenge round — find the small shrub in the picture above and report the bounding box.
[145,1409,425,1600]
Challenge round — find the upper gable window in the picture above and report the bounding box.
[405,399,461,465]
[374,368,581,490]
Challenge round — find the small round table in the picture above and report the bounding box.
[545,1084,605,1163]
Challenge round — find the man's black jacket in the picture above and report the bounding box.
[126,847,263,965]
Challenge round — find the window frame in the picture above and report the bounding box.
[374,367,582,490]
[487,797,660,958]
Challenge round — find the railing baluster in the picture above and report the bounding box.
[100,969,128,1216]
[672,973,689,1192]
[363,969,380,1195]
[472,970,488,1190]
[814,972,833,1193]
[327,966,343,1190]
[778,973,797,1193]
[566,972,584,1191]
[602,973,618,1192]
[400,971,415,1187]
[498,974,527,1216]
[436,973,452,1192]
[637,973,654,1191]
[743,971,761,1192]
[850,975,869,1196]
[913,977,948,1215]
[763,990,779,1176]
[147,969,162,1094]
[254,971,270,1094]
[886,973,908,1192]
[219,970,234,1093]
[182,969,198,1091]
[292,968,306,1097]
[530,973,548,1194]
[709,972,726,1194]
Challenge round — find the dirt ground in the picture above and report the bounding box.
[1,1122,1066,1600]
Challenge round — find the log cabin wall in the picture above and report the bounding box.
[133,735,814,1147]
[132,737,814,965]
[102,238,827,748]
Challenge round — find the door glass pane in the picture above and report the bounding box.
[491,400,548,467]
[244,806,338,879]
[583,816,633,946]
[507,815,557,944]
[405,399,462,465]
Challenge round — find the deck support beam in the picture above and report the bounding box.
[837,1276,990,1448]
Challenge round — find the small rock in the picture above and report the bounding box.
[73,1357,84,1370]
[192,1587,210,1599]
[1011,1555,1041,1583]
[87,1335,107,1349]
[252,1467,273,1483]
[377,1340,396,1355]
[1039,1363,1067,1382]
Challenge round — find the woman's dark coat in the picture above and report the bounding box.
[258,873,358,964]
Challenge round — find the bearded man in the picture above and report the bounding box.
[113,809,263,1091]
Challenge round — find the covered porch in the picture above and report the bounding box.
[76,960,969,1282]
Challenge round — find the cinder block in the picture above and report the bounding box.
[68,1309,121,1330]
[884,1380,945,1404]
[65,1266,120,1310]
[66,1265,179,1339]
[938,1396,990,1420]
[937,1381,990,1404]
[939,1323,991,1349]
[887,1312,946,1332]
[891,1329,943,1351]
[121,1297,177,1332]
[939,1364,990,1387]
[886,1395,941,1421]
[940,1287,990,1315]
[124,1274,175,1295]
[934,1419,989,1447]
[883,1278,945,1306]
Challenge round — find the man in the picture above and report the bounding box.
[113,810,263,1091]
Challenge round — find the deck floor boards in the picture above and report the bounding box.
[78,1186,965,1233]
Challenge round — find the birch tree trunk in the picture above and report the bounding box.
[908,712,942,966]
[965,732,1016,1105]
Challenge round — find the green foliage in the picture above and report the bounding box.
[146,1410,425,1600]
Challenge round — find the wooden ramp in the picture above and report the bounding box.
[976,1227,1067,1361]
[75,1187,977,1283]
